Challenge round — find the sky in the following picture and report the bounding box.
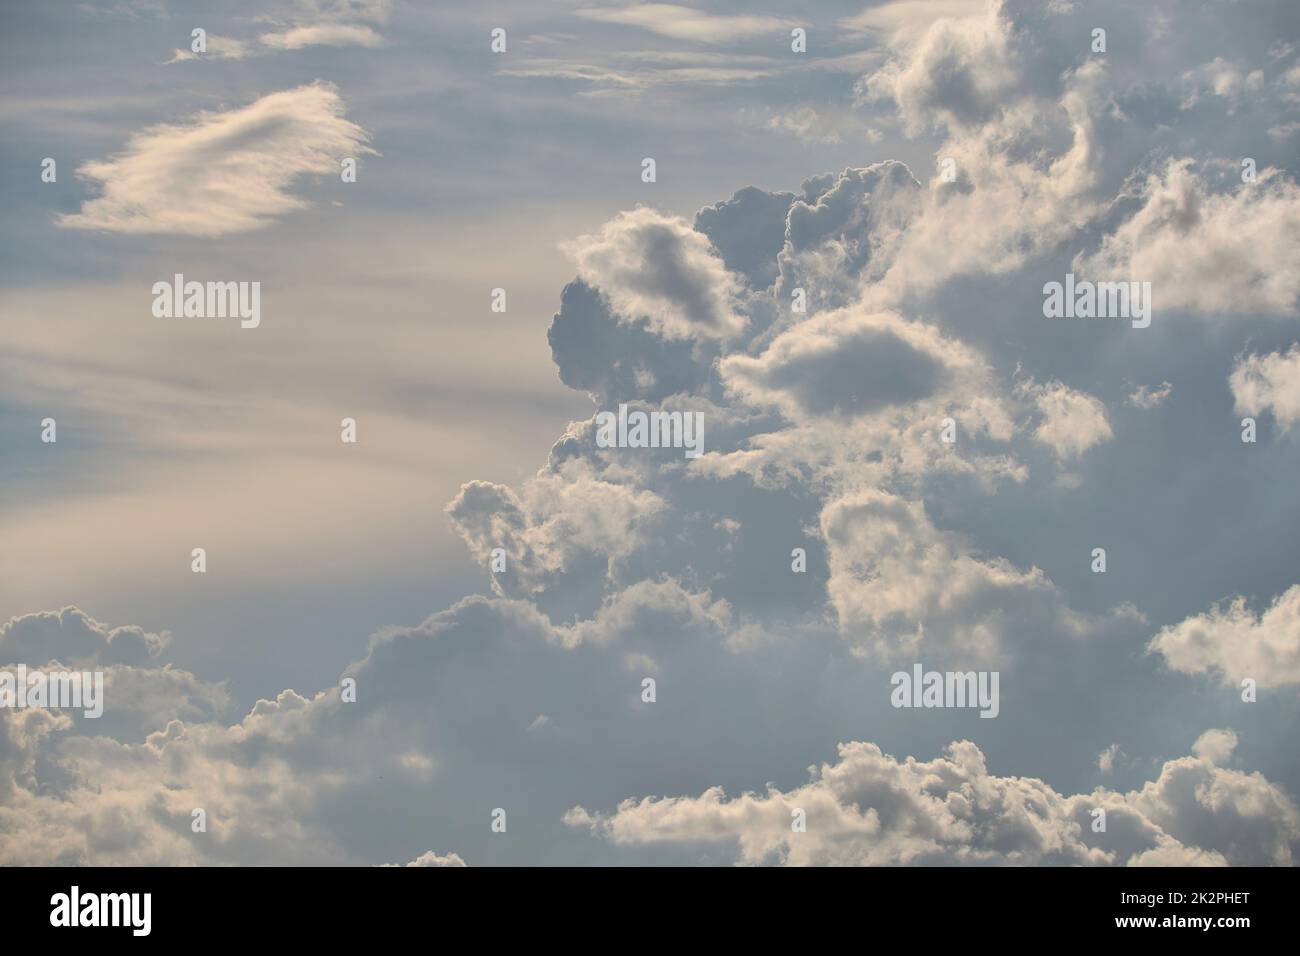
[1,0,1298,866]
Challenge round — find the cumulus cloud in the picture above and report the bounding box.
[820,487,1073,660]
[1230,346,1300,430]
[0,587,739,864]
[1192,729,1238,764]
[567,734,1299,865]
[722,307,980,421]
[1,607,167,667]
[1148,585,1300,688]
[12,0,1300,869]
[58,82,372,237]
[546,280,713,404]
[776,162,921,309]
[394,850,466,867]
[694,186,795,289]
[1075,159,1300,317]
[1016,378,1112,461]
[858,0,1021,136]
[444,458,667,605]
[562,208,747,341]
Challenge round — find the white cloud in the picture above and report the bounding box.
[1127,381,1173,409]
[445,458,667,601]
[259,23,383,50]
[1075,159,1300,317]
[722,307,981,421]
[1098,743,1121,774]
[1192,729,1238,764]
[1230,346,1300,430]
[396,850,466,867]
[574,4,796,44]
[166,34,251,63]
[1,606,168,666]
[568,734,1299,865]
[58,83,372,237]
[562,207,746,340]
[1017,378,1112,461]
[1148,585,1300,688]
[821,487,1067,659]
[857,0,1020,136]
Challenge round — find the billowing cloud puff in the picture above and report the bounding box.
[776,161,921,309]
[392,850,466,867]
[1075,159,1300,317]
[858,0,1022,136]
[820,487,1069,660]
[567,733,1299,865]
[562,208,746,340]
[1148,585,1300,687]
[694,186,796,289]
[0,587,738,864]
[1230,345,1300,430]
[1,607,167,667]
[444,458,667,607]
[1016,378,1112,461]
[546,280,713,404]
[722,308,980,421]
[58,82,373,237]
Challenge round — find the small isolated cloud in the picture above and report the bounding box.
[1192,729,1238,765]
[1148,585,1300,688]
[1098,743,1121,774]
[562,208,746,340]
[1127,381,1173,409]
[398,850,467,867]
[1230,346,1300,431]
[574,4,796,44]
[58,82,372,237]
[166,34,251,63]
[260,23,383,50]
[1017,378,1112,461]
[169,0,390,60]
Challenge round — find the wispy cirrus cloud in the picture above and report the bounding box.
[259,22,384,50]
[574,4,797,44]
[166,0,389,61]
[57,82,373,237]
